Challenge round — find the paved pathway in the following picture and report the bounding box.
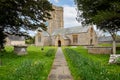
[48,47,73,80]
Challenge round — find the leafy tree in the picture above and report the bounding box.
[25,36,35,44]
[0,0,53,50]
[75,0,120,54]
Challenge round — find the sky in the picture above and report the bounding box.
[49,0,82,28]
[28,0,104,36]
[48,0,105,36]
[29,0,82,36]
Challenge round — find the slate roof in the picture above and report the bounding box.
[98,36,120,42]
[41,26,90,37]
[8,35,25,41]
[62,35,70,40]
[98,36,113,42]
[42,31,50,36]
[52,26,89,36]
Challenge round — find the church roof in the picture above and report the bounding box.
[52,26,89,36]
[98,36,113,42]
[98,36,120,42]
[8,35,25,41]
[42,31,50,36]
[62,35,70,40]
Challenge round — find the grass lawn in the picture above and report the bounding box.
[63,46,120,80]
[0,46,57,80]
[98,43,120,47]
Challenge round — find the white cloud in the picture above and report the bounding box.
[54,0,59,3]
[63,5,81,28]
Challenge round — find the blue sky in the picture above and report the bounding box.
[49,0,74,6]
[49,0,82,28]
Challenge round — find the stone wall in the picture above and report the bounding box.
[65,28,98,46]
[47,5,63,34]
[78,33,90,45]
[88,47,112,54]
[35,32,43,46]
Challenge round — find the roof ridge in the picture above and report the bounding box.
[52,26,90,36]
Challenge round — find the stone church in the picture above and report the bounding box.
[35,5,97,46]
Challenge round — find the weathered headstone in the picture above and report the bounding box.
[14,45,27,55]
[109,54,120,64]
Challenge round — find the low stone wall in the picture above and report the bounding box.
[14,45,27,55]
[88,47,112,54]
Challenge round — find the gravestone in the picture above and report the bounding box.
[109,54,120,64]
[14,45,27,55]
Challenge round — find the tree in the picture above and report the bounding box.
[75,0,120,54]
[25,36,35,44]
[0,0,53,50]
[0,27,6,50]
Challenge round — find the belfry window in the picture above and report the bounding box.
[73,35,78,43]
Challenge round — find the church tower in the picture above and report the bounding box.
[35,5,64,46]
[46,5,64,34]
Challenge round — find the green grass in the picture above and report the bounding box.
[63,46,120,80]
[98,43,120,47]
[116,58,120,64]
[98,43,112,47]
[0,46,57,80]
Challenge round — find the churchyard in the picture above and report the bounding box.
[0,0,120,80]
[0,44,120,80]
[0,46,56,80]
